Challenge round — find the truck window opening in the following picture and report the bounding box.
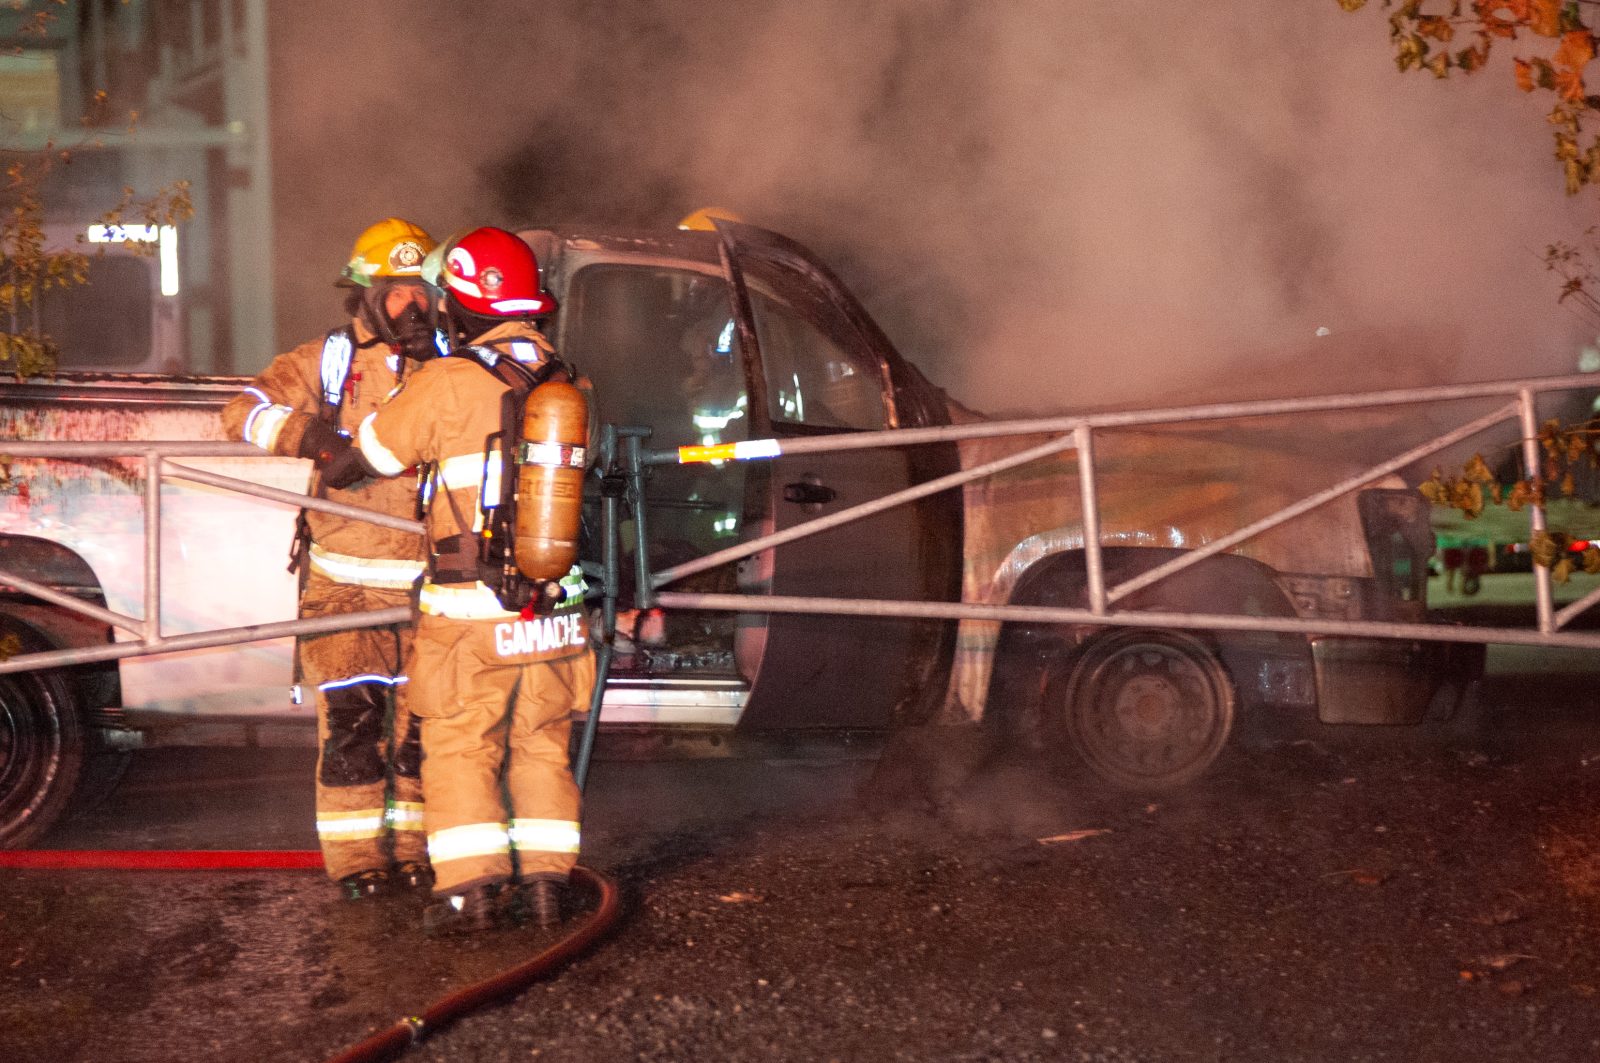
[560,262,747,677]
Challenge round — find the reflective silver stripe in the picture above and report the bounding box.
[428,822,510,864]
[419,582,517,620]
[243,400,294,451]
[320,330,354,406]
[386,802,425,832]
[308,544,426,589]
[357,412,408,476]
[318,673,408,691]
[518,441,586,468]
[509,818,581,854]
[317,809,387,841]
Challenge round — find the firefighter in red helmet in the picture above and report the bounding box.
[319,226,595,934]
[220,218,443,901]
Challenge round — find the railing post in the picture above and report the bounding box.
[624,431,655,609]
[575,425,623,794]
[144,451,162,645]
[1519,388,1555,634]
[1075,424,1107,616]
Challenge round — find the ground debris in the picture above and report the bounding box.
[1324,868,1387,886]
[1472,901,1531,926]
[716,892,764,904]
[1036,829,1110,845]
[1477,953,1537,971]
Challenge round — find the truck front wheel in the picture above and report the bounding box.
[0,626,85,848]
[1048,628,1236,791]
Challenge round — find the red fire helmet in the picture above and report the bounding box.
[428,226,557,318]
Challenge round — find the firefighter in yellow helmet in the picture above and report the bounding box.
[319,226,596,934]
[220,217,443,901]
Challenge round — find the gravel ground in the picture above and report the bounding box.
[4,683,1600,1062]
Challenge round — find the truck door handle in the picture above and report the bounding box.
[783,480,838,506]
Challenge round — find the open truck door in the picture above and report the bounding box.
[554,223,959,732]
[715,223,960,731]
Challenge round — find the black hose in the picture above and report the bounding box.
[324,864,622,1063]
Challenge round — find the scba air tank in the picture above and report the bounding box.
[514,379,589,582]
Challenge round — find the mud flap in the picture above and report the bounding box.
[1312,636,1481,725]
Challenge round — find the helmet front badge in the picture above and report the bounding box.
[390,241,424,271]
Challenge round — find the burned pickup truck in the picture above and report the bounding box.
[0,220,1478,845]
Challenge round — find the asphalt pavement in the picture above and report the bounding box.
[4,681,1600,1062]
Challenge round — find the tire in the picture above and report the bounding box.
[1047,628,1236,791]
[0,624,86,848]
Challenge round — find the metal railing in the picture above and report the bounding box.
[642,371,1600,649]
[0,442,419,676]
[4,370,1600,682]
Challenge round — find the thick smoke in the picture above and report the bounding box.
[270,0,1594,414]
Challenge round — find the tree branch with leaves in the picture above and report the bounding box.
[1340,1,1600,193]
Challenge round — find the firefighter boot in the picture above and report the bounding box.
[423,884,500,936]
[395,861,435,893]
[507,876,566,928]
[339,868,395,901]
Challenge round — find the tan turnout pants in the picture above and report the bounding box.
[407,612,596,896]
[298,574,426,881]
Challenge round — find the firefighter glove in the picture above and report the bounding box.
[296,418,344,463]
[318,435,376,490]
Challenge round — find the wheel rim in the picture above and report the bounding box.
[1065,634,1234,789]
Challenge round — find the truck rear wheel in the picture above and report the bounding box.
[0,626,86,848]
[1048,628,1235,791]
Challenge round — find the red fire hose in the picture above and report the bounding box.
[0,850,622,1062]
[0,849,324,870]
[326,864,621,1063]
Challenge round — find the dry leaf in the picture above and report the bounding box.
[1037,829,1109,845]
[1479,953,1537,971]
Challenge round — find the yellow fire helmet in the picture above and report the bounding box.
[676,207,745,232]
[339,217,437,287]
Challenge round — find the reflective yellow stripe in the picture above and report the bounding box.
[308,544,425,589]
[317,808,387,841]
[509,818,581,855]
[678,438,781,464]
[419,581,519,620]
[385,801,425,832]
[244,401,294,451]
[437,451,503,496]
[357,411,408,476]
[428,822,511,864]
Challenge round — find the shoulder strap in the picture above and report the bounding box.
[458,343,572,393]
[289,326,356,575]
